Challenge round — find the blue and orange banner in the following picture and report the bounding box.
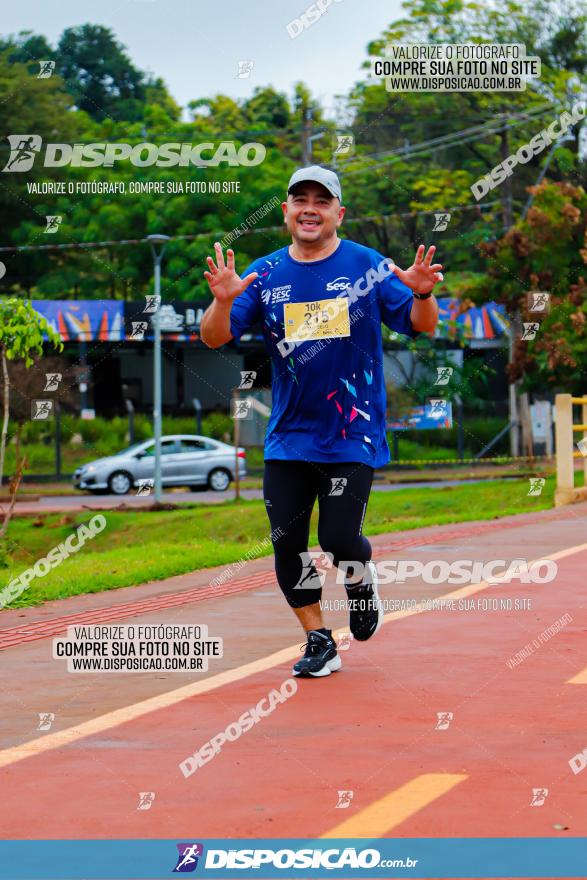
[32,300,125,342]
[436,299,510,340]
[30,298,509,344]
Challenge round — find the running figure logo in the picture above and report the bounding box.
[131,322,149,340]
[173,843,204,872]
[335,790,354,809]
[232,398,252,419]
[435,711,453,730]
[2,135,42,172]
[527,478,545,496]
[44,215,62,233]
[295,551,333,589]
[521,322,539,341]
[37,60,55,78]
[435,366,453,385]
[239,371,256,389]
[37,712,55,731]
[432,213,451,232]
[529,292,550,312]
[31,400,53,420]
[137,792,155,810]
[44,373,62,392]
[337,632,354,651]
[144,294,161,313]
[333,134,354,156]
[236,61,254,79]
[329,477,347,496]
[530,788,548,806]
[428,399,448,417]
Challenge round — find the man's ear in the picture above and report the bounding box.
[337,205,346,226]
[281,200,288,222]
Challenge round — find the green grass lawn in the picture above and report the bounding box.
[0,475,561,609]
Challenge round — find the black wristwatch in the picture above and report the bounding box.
[412,291,433,300]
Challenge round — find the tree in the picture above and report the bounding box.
[243,87,292,129]
[470,179,587,391]
[0,30,54,73]
[0,48,79,275]
[341,0,586,266]
[0,298,62,494]
[3,5,582,302]
[188,95,246,130]
[144,76,182,121]
[57,24,146,120]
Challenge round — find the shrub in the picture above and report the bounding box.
[201,413,233,441]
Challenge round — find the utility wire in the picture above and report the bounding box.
[338,105,558,176]
[0,201,502,254]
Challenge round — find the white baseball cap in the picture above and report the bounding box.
[287,165,342,203]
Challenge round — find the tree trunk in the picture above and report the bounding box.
[0,425,24,540]
[0,346,9,490]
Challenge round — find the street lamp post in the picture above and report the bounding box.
[147,234,171,504]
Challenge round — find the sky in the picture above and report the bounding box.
[1,0,405,117]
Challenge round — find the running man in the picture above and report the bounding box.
[201,165,441,677]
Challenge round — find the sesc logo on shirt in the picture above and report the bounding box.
[262,285,292,305]
[325,276,351,292]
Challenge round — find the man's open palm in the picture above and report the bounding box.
[204,243,258,304]
[391,245,443,295]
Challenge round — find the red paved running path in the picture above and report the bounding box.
[1,544,586,841]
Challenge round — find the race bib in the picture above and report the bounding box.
[284,298,350,342]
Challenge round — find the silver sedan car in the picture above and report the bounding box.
[73,434,247,495]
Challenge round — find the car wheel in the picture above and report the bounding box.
[108,471,133,495]
[207,468,231,492]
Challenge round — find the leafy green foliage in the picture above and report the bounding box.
[470,180,587,390]
[0,3,584,312]
[0,298,62,366]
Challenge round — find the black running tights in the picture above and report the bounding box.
[262,460,374,608]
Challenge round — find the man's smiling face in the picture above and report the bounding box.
[282,181,345,247]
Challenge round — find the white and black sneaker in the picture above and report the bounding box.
[345,561,383,642]
[292,629,342,677]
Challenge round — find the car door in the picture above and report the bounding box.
[133,439,182,485]
[176,438,213,485]
[132,442,155,482]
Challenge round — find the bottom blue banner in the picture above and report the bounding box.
[0,838,585,879]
